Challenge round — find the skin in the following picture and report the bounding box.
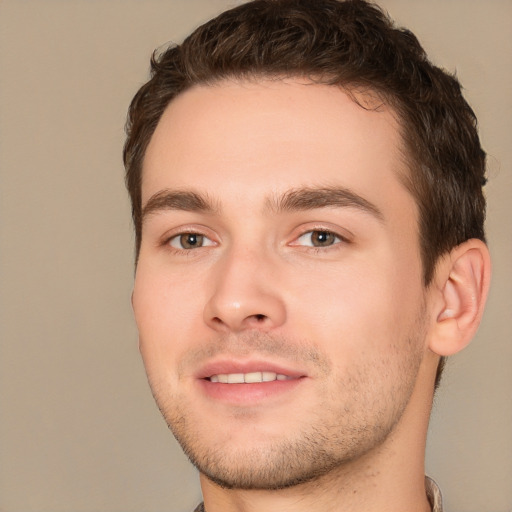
[132,79,489,512]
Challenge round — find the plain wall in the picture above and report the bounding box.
[0,1,510,511]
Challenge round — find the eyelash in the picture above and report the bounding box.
[163,230,216,252]
[292,228,349,251]
[162,227,349,255]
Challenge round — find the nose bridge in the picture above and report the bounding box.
[203,239,286,332]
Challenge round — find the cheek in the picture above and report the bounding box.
[284,253,424,366]
[132,264,206,375]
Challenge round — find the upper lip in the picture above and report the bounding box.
[196,358,307,380]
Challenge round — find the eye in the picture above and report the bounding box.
[168,233,215,250]
[295,230,343,247]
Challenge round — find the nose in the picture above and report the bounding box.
[203,246,286,333]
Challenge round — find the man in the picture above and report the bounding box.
[123,1,491,510]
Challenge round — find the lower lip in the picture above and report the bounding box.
[197,377,305,405]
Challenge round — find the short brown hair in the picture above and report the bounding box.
[123,0,487,384]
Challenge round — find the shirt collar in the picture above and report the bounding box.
[425,476,444,512]
[195,476,444,512]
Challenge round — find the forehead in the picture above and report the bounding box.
[142,79,411,217]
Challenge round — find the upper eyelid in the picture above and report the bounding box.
[163,232,218,255]
[291,225,353,242]
[157,223,352,248]
[169,232,216,249]
[297,230,343,240]
[160,225,217,243]
[292,230,347,248]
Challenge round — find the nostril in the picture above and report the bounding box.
[254,314,266,322]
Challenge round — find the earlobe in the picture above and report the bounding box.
[428,239,491,356]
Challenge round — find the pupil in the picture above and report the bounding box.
[313,231,334,246]
[181,233,202,248]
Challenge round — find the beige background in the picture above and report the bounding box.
[0,1,510,511]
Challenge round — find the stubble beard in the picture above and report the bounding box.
[147,324,426,491]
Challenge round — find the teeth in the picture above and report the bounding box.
[245,372,264,383]
[209,372,292,383]
[262,371,276,382]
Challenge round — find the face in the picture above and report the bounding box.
[133,79,429,489]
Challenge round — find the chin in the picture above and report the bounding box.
[166,406,394,491]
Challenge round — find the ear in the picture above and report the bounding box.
[428,239,491,356]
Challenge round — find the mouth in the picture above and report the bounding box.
[208,371,295,383]
[196,360,306,404]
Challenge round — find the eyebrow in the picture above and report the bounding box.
[141,185,384,222]
[142,189,218,222]
[267,186,384,221]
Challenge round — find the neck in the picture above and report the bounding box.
[199,359,437,512]
[200,462,430,512]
